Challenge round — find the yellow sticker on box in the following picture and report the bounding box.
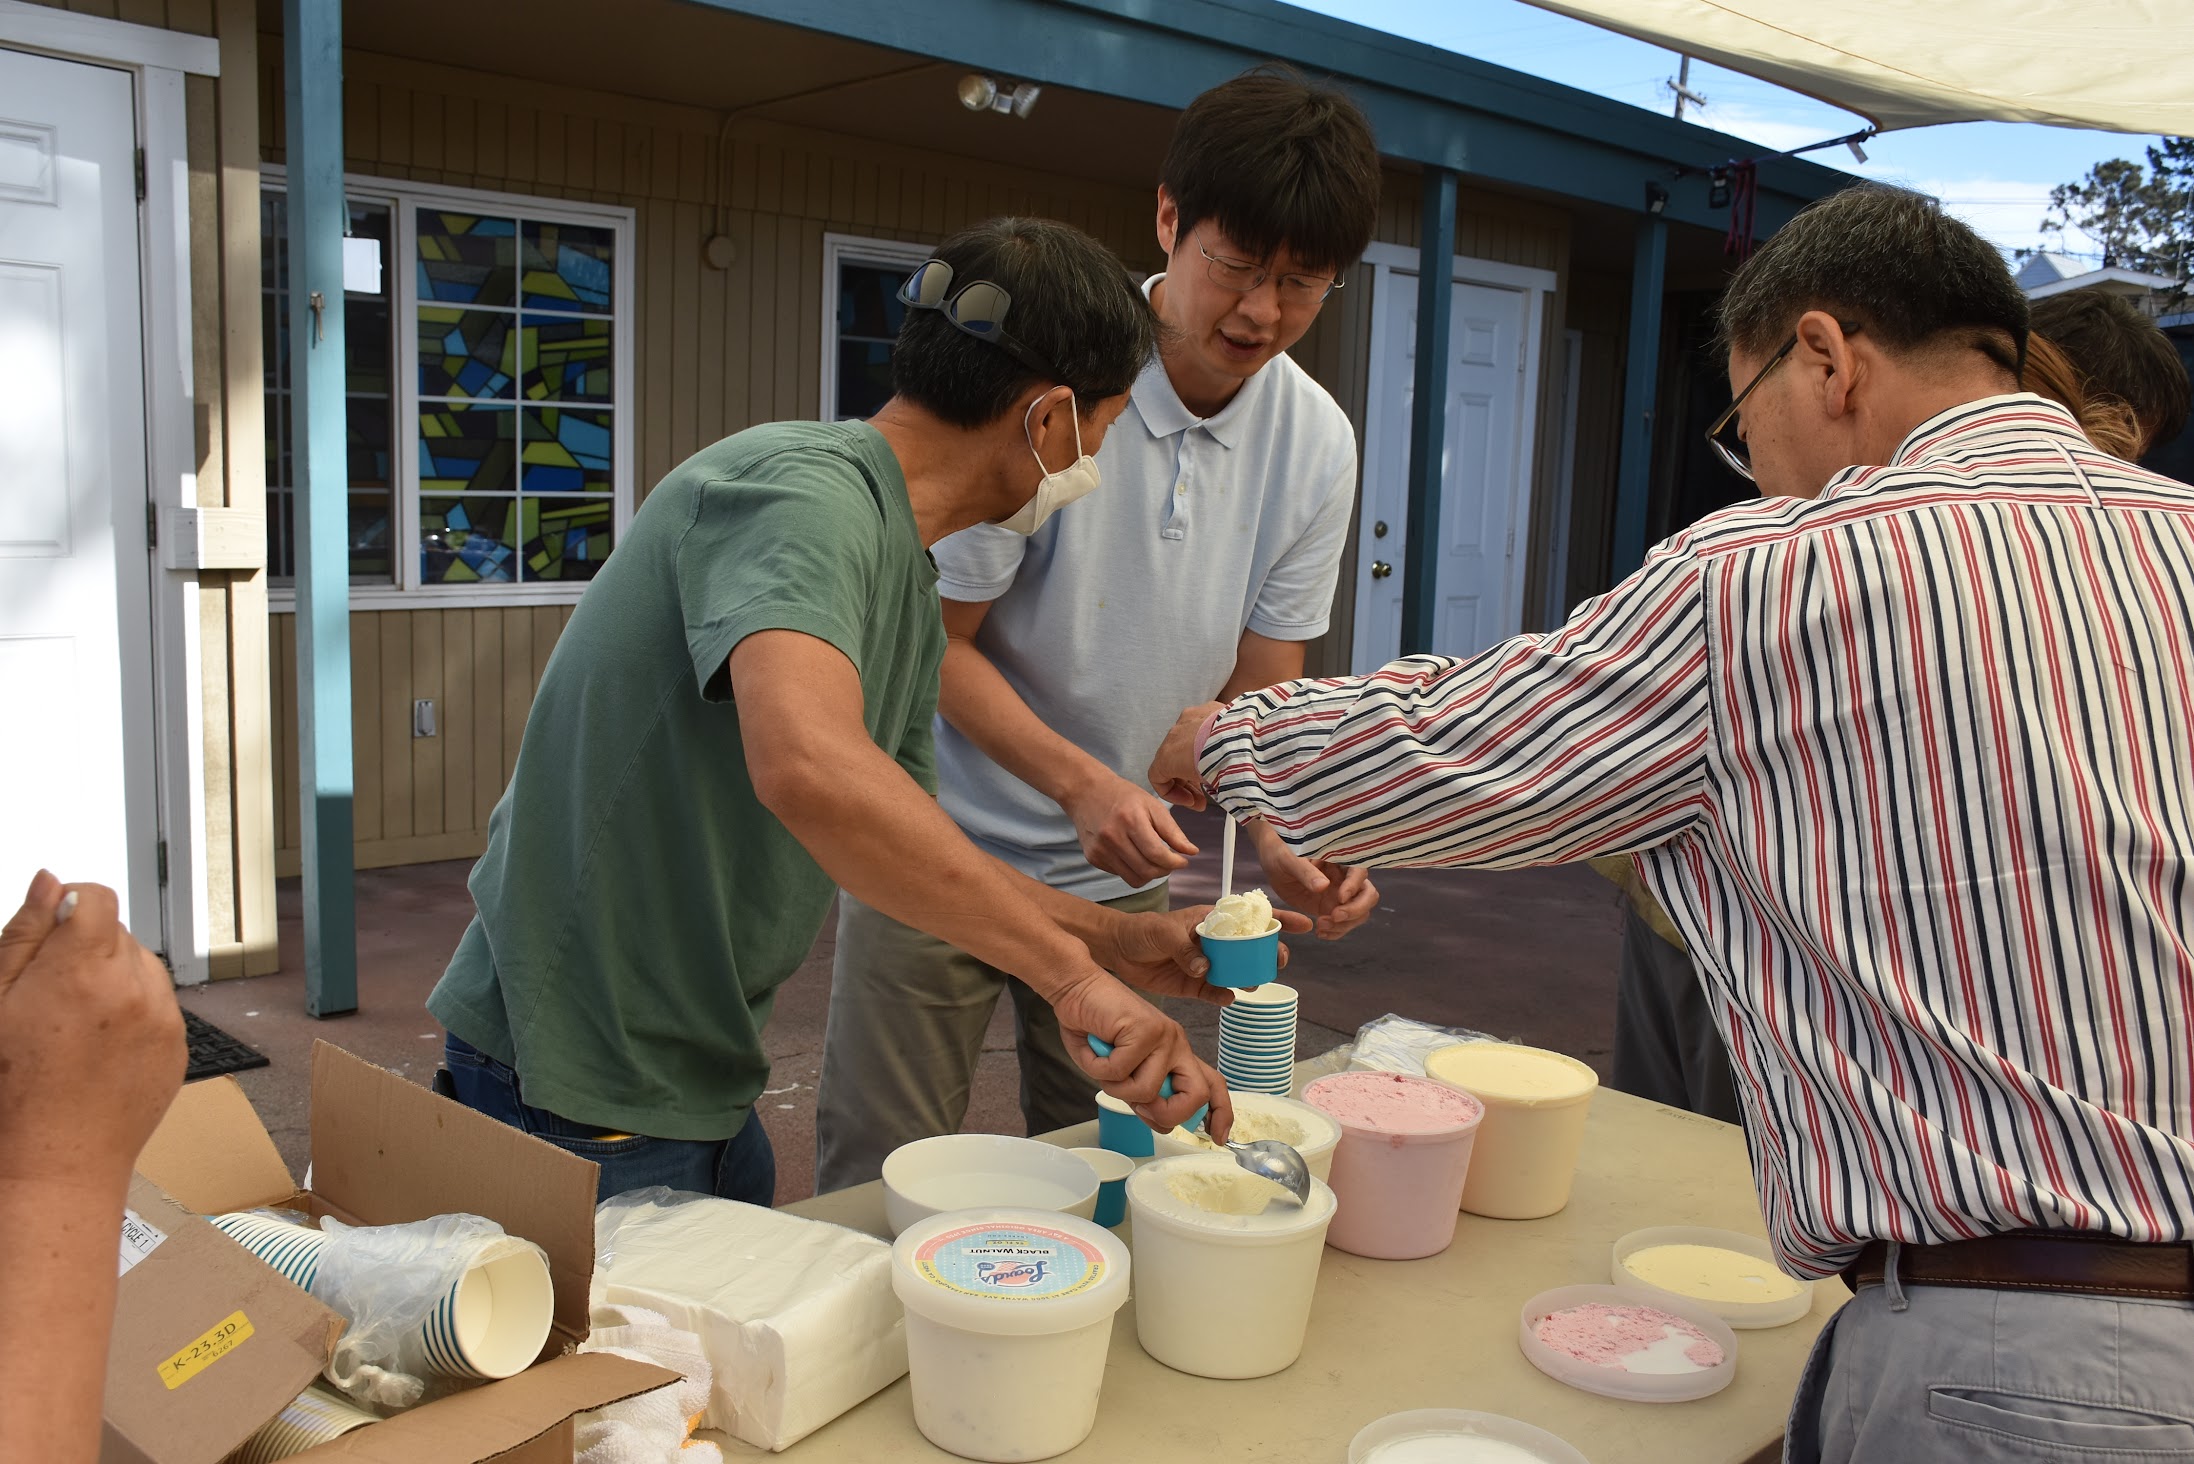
[158,1310,254,1390]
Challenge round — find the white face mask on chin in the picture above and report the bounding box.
[997,389,1100,535]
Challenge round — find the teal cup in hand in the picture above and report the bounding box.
[1198,919,1282,989]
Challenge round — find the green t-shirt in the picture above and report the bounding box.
[427,420,944,1141]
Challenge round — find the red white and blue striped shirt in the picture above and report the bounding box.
[1200,395,2194,1276]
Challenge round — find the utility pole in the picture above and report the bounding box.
[1669,55,1705,121]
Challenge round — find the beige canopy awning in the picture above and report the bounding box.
[1519,0,2194,135]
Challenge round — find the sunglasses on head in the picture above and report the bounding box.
[898,259,1066,385]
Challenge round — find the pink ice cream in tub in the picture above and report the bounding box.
[1302,1071,1484,1259]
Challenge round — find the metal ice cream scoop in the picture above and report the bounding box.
[1196,1123,1312,1206]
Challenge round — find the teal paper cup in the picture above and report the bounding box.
[1095,1091,1156,1157]
[1198,919,1282,989]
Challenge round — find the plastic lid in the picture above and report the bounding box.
[1424,1043,1598,1106]
[1347,1409,1591,1464]
[1126,1154,1335,1242]
[1304,1071,1484,1143]
[1611,1226,1814,1329]
[891,1208,1129,1337]
[1518,1283,1738,1403]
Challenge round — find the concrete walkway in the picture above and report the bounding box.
[176,810,1625,1202]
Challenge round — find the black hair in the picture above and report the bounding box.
[888,217,1157,429]
[2029,287,2192,447]
[1717,184,2030,379]
[1159,63,1381,278]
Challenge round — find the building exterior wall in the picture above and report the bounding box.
[258,48,1171,876]
[31,9,1616,904]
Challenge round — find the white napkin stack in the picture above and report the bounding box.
[592,1193,908,1452]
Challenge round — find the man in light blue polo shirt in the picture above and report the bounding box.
[815,67,1384,1190]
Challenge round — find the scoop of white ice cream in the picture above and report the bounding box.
[1202,889,1273,938]
[1176,1110,1307,1151]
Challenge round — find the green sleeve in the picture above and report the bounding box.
[676,466,883,700]
[896,669,940,794]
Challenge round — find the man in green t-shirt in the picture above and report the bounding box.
[429,218,1264,1202]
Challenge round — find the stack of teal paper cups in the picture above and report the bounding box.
[1218,981,1298,1095]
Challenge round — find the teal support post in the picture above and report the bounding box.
[1611,213,1668,581]
[1400,166,1457,657]
[286,0,357,1016]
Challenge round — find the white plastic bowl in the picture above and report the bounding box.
[882,1135,1102,1236]
[1348,1408,1590,1464]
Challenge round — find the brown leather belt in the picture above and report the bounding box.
[1842,1231,2194,1302]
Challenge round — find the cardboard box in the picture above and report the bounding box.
[113,1041,675,1463]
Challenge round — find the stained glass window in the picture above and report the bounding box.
[262,177,627,599]
[417,203,619,585]
[261,189,396,584]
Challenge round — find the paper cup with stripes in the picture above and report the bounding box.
[412,1238,555,1380]
[212,1213,329,1291]
[227,1384,379,1463]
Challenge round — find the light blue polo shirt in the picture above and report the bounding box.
[931,282,1358,901]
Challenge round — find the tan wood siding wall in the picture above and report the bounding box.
[268,607,574,876]
[20,0,278,977]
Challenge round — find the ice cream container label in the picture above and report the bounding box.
[915,1221,1109,1302]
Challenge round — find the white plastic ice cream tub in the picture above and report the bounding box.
[890,1208,1130,1463]
[1127,1153,1336,1380]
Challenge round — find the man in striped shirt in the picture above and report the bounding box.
[1152,186,2194,1460]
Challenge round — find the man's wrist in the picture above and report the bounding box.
[1049,755,1119,814]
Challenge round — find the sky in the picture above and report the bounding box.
[1289,0,2167,262]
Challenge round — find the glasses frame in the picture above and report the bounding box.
[1706,320,1862,482]
[897,259,1066,385]
[1195,236,1343,305]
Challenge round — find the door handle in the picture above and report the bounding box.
[1370,560,1392,580]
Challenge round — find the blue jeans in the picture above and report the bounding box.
[437,1034,776,1207]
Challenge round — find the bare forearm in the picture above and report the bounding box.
[766,742,1093,996]
[0,1179,124,1463]
[939,639,1110,809]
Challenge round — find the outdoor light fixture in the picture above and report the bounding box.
[957,73,1041,118]
[1708,169,1731,208]
[1645,181,1670,215]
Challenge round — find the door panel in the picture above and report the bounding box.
[0,46,159,944]
[1353,269,1530,671]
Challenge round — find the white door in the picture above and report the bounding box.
[0,48,161,945]
[1352,269,1531,672]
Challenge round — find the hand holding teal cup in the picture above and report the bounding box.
[1085,1035,1208,1133]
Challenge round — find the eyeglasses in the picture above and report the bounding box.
[1706,320,1862,482]
[898,259,1065,383]
[1196,237,1343,305]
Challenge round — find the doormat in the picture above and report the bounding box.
[183,1009,271,1082]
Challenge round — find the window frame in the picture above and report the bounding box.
[819,231,933,424]
[263,167,637,610]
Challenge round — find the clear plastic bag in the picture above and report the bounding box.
[311,1213,548,1410]
[1347,1013,1503,1076]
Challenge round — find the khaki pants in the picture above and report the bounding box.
[813,883,1168,1195]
